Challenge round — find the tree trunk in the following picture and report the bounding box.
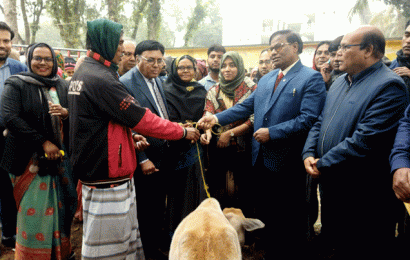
[3,0,23,43]
[20,0,30,44]
[130,0,148,39]
[30,0,45,44]
[146,0,160,40]
[106,0,116,22]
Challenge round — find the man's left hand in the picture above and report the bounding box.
[253,128,270,143]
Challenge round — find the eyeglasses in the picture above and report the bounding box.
[32,56,53,63]
[177,66,194,71]
[259,60,272,65]
[270,42,291,53]
[139,55,164,66]
[338,44,362,52]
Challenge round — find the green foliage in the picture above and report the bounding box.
[46,0,86,48]
[383,0,410,19]
[26,0,45,43]
[188,0,223,47]
[183,0,207,46]
[34,20,63,47]
[129,0,149,39]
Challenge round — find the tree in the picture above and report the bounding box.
[20,0,45,44]
[383,0,410,19]
[348,0,372,24]
[146,0,161,40]
[130,0,149,39]
[46,0,86,48]
[349,0,409,37]
[349,0,410,26]
[3,0,23,43]
[183,0,206,47]
[370,5,406,37]
[105,0,126,22]
[188,0,222,47]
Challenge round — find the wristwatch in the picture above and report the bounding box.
[230,131,234,137]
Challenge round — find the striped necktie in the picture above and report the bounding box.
[149,79,169,120]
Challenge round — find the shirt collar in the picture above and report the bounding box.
[137,67,156,85]
[279,59,299,76]
[345,60,383,85]
[0,58,10,69]
[206,73,216,82]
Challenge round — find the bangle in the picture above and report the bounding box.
[182,128,187,139]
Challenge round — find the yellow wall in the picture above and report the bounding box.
[165,39,403,71]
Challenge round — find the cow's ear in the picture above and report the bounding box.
[242,218,265,231]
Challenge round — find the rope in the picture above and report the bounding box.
[184,121,224,199]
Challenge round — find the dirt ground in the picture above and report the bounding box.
[0,189,323,259]
[0,219,322,260]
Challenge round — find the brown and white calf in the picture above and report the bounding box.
[169,198,264,260]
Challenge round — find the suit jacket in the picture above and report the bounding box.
[8,58,28,75]
[120,67,170,167]
[216,60,326,173]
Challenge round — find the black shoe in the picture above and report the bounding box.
[1,235,16,248]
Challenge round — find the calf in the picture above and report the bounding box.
[222,207,264,246]
[169,198,264,260]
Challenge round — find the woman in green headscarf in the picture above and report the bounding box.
[200,51,257,211]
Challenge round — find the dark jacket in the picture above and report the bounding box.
[120,67,171,168]
[0,75,69,175]
[303,61,409,181]
[390,50,410,92]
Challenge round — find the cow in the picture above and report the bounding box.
[169,198,264,260]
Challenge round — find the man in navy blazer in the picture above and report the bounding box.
[120,40,171,260]
[198,30,326,258]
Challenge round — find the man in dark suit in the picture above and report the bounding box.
[198,30,327,258]
[120,40,170,260]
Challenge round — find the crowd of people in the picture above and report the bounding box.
[0,17,410,260]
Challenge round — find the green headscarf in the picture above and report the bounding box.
[218,51,245,99]
[86,19,123,62]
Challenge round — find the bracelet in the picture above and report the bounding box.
[182,128,187,139]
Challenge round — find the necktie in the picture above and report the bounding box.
[149,79,169,120]
[274,72,284,92]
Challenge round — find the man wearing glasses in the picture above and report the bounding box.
[118,41,137,76]
[120,39,172,260]
[198,30,327,259]
[303,26,408,259]
[253,48,272,83]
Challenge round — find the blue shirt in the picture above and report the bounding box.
[198,73,217,91]
[0,58,28,127]
[0,59,11,95]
